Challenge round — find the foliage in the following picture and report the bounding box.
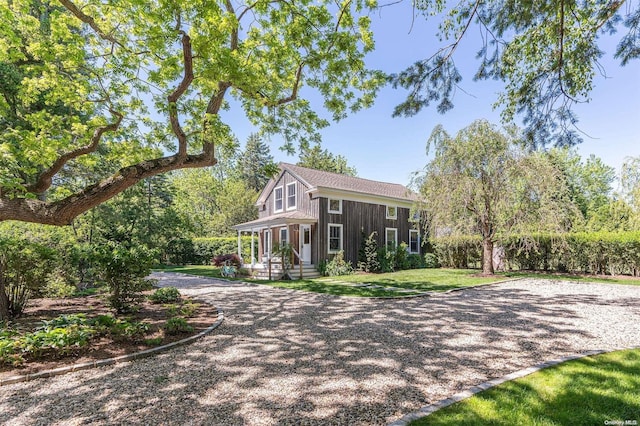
[391,0,640,147]
[432,236,483,269]
[193,237,256,264]
[149,287,182,304]
[358,231,380,272]
[423,253,439,269]
[323,251,355,277]
[238,134,276,192]
[93,241,157,314]
[416,120,577,274]
[377,248,395,273]
[166,238,197,266]
[394,242,411,270]
[0,313,152,365]
[212,254,242,268]
[297,145,357,176]
[0,236,58,320]
[164,317,194,336]
[0,0,383,225]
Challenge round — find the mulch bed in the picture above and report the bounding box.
[0,291,218,381]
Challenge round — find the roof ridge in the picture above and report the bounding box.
[279,162,409,189]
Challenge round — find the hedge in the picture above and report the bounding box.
[432,231,640,276]
[165,237,257,265]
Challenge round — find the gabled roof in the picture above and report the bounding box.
[258,163,417,205]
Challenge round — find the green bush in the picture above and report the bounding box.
[424,253,440,268]
[149,287,181,304]
[394,242,410,270]
[432,235,483,269]
[407,253,426,269]
[324,251,354,276]
[165,238,197,265]
[357,231,380,272]
[378,248,395,273]
[164,317,194,335]
[93,241,157,314]
[192,237,257,265]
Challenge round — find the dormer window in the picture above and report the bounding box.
[286,182,296,210]
[386,205,397,219]
[274,186,283,212]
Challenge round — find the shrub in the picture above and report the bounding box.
[149,287,182,304]
[93,241,157,314]
[407,253,426,269]
[212,253,242,268]
[164,317,194,335]
[192,237,256,265]
[41,273,77,298]
[394,242,411,270]
[324,251,354,276]
[357,231,380,272]
[424,253,440,268]
[165,238,197,265]
[378,248,395,273]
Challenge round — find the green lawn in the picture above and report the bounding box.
[154,266,507,297]
[411,349,640,425]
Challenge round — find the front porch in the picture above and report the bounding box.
[233,211,319,280]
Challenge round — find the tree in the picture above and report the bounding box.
[238,134,276,192]
[391,0,640,147]
[0,0,384,225]
[297,145,358,175]
[418,120,577,275]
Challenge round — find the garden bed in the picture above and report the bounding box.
[0,290,218,381]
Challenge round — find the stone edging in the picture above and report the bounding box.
[0,306,225,387]
[387,345,640,426]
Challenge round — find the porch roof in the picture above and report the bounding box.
[233,211,317,232]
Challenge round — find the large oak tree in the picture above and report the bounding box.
[0,0,383,225]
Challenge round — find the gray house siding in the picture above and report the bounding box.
[259,171,313,218]
[316,197,414,266]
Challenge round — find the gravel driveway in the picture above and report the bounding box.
[2,273,640,425]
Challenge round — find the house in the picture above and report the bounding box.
[233,163,420,278]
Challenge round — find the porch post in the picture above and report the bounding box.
[237,230,242,262]
[250,230,256,266]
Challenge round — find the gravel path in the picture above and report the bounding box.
[1,273,639,425]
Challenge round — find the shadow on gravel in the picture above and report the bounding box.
[1,278,639,425]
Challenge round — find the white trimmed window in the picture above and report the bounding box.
[328,198,342,214]
[263,230,271,256]
[274,186,283,212]
[286,182,296,210]
[328,223,343,253]
[409,230,420,254]
[280,227,288,247]
[386,205,397,219]
[385,227,397,250]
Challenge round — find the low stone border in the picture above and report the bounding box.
[0,305,225,387]
[387,345,640,426]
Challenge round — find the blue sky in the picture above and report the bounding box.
[225,3,640,187]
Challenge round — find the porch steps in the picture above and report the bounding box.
[251,264,321,280]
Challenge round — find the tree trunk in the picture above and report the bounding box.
[0,264,9,322]
[482,237,494,275]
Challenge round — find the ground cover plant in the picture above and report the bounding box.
[0,289,216,379]
[410,349,640,426]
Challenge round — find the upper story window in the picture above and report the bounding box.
[409,230,420,254]
[274,186,283,212]
[386,205,397,219]
[328,198,342,214]
[286,182,297,210]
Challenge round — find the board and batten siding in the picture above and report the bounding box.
[258,171,314,218]
[316,197,414,266]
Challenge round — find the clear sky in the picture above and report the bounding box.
[224,3,640,187]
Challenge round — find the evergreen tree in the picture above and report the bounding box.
[297,145,357,176]
[238,134,276,192]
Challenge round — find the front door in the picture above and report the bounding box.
[300,225,311,264]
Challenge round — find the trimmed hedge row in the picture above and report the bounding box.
[432,232,640,276]
[164,237,257,265]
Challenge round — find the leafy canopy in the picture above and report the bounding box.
[391,0,639,147]
[0,0,384,225]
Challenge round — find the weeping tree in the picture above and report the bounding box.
[0,0,384,320]
[391,0,640,147]
[417,120,579,275]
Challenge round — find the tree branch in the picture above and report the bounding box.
[0,152,217,226]
[58,0,125,48]
[25,110,124,195]
[167,32,194,158]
